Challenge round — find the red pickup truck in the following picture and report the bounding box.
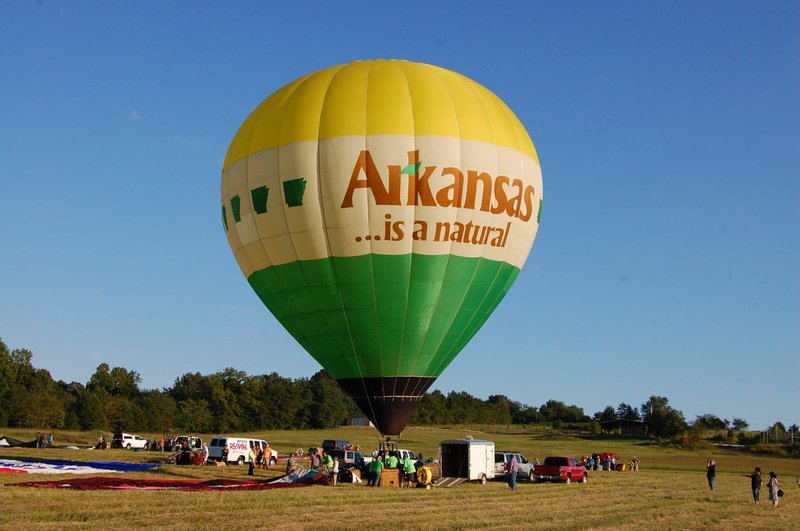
[532,456,588,484]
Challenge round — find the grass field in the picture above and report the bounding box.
[2,426,798,529]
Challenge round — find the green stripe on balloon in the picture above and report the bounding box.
[247,254,519,380]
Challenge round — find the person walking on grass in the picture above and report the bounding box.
[767,471,780,508]
[706,459,716,492]
[742,467,762,504]
[507,454,519,491]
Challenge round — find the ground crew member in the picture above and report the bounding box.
[321,450,333,472]
[248,446,256,476]
[402,456,416,488]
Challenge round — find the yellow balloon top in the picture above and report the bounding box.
[223,59,538,170]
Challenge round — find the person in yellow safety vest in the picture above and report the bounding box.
[401,456,416,488]
[385,452,399,469]
[248,447,256,476]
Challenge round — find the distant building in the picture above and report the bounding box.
[345,415,374,427]
[600,418,647,437]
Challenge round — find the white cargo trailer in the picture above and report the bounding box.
[438,438,496,485]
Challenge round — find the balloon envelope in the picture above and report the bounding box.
[221,59,543,436]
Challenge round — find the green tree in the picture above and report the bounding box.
[616,402,641,421]
[510,402,540,424]
[109,366,142,398]
[539,400,586,423]
[87,363,115,394]
[595,405,617,423]
[170,372,206,402]
[0,339,13,426]
[79,389,109,430]
[105,396,141,431]
[259,372,311,429]
[413,390,449,425]
[178,399,214,432]
[446,391,485,424]
[486,395,514,425]
[694,414,727,431]
[641,396,687,438]
[139,391,177,432]
[306,371,356,429]
[731,417,749,431]
[768,422,786,435]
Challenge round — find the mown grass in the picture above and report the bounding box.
[2,426,798,529]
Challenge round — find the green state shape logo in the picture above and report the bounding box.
[283,178,307,207]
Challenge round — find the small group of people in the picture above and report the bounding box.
[145,437,173,452]
[300,448,340,485]
[367,452,420,488]
[583,453,618,471]
[706,460,782,507]
[246,443,273,475]
[35,432,53,448]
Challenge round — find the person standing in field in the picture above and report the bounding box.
[255,445,264,469]
[767,471,779,507]
[368,455,384,486]
[742,467,762,503]
[321,450,333,473]
[330,456,339,486]
[247,446,256,476]
[310,449,321,470]
[706,460,716,492]
[507,454,519,491]
[401,455,416,488]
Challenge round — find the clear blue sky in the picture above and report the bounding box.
[2,1,798,430]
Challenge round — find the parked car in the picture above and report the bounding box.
[328,449,366,469]
[533,456,588,484]
[208,437,278,465]
[111,432,148,450]
[495,451,536,481]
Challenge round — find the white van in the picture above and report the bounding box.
[208,437,278,465]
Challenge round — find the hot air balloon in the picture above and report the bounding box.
[221,59,543,437]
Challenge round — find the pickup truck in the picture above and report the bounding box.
[532,456,588,484]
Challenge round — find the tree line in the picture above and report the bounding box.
[1,339,793,442]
